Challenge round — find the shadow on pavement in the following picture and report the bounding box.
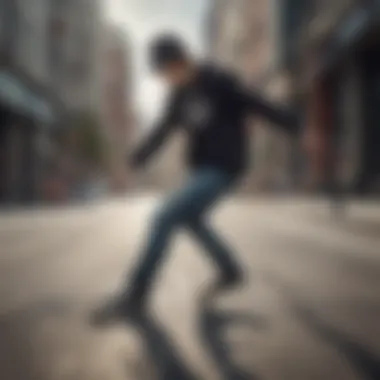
[0,317,38,380]
[129,312,202,380]
[197,287,266,380]
[268,274,380,380]
[127,286,266,380]
[0,298,72,380]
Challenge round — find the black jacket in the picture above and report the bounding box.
[131,65,299,175]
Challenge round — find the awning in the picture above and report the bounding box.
[28,95,55,124]
[0,72,30,113]
[0,70,56,124]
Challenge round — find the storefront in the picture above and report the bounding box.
[0,70,56,204]
[308,2,380,195]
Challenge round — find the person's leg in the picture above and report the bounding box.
[91,168,238,324]
[126,168,237,304]
[183,170,243,287]
[124,193,188,304]
[91,179,199,324]
[186,218,243,287]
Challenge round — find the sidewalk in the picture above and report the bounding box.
[276,197,380,237]
[1,194,379,230]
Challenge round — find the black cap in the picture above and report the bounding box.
[149,34,189,71]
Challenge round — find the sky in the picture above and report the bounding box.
[105,0,211,126]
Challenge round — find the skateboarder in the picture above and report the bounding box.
[93,34,300,323]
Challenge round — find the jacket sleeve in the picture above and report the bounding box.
[129,90,183,168]
[243,90,300,135]
[222,73,300,135]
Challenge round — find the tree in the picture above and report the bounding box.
[70,111,109,171]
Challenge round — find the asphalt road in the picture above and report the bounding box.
[0,196,379,380]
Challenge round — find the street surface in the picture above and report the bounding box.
[0,196,379,380]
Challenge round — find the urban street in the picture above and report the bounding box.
[0,196,379,380]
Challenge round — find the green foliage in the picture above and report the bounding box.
[71,111,109,168]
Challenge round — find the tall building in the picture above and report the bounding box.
[0,0,105,204]
[101,25,135,192]
[47,0,103,112]
[207,0,294,192]
[276,0,380,194]
[0,0,58,204]
[46,0,106,198]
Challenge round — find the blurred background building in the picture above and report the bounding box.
[47,0,107,202]
[0,0,137,205]
[0,0,58,205]
[101,25,135,193]
[276,0,380,195]
[48,0,102,111]
[1,0,379,204]
[208,0,380,196]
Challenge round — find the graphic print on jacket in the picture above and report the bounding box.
[182,94,213,131]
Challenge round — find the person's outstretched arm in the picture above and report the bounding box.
[130,119,174,168]
[222,72,300,135]
[244,90,300,134]
[130,90,183,168]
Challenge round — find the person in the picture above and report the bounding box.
[92,34,300,324]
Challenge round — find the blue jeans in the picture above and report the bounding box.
[127,167,241,301]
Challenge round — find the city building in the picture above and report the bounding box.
[207,0,295,192]
[47,0,106,199]
[48,0,103,112]
[101,25,135,192]
[0,0,59,204]
[276,0,380,194]
[0,0,106,204]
